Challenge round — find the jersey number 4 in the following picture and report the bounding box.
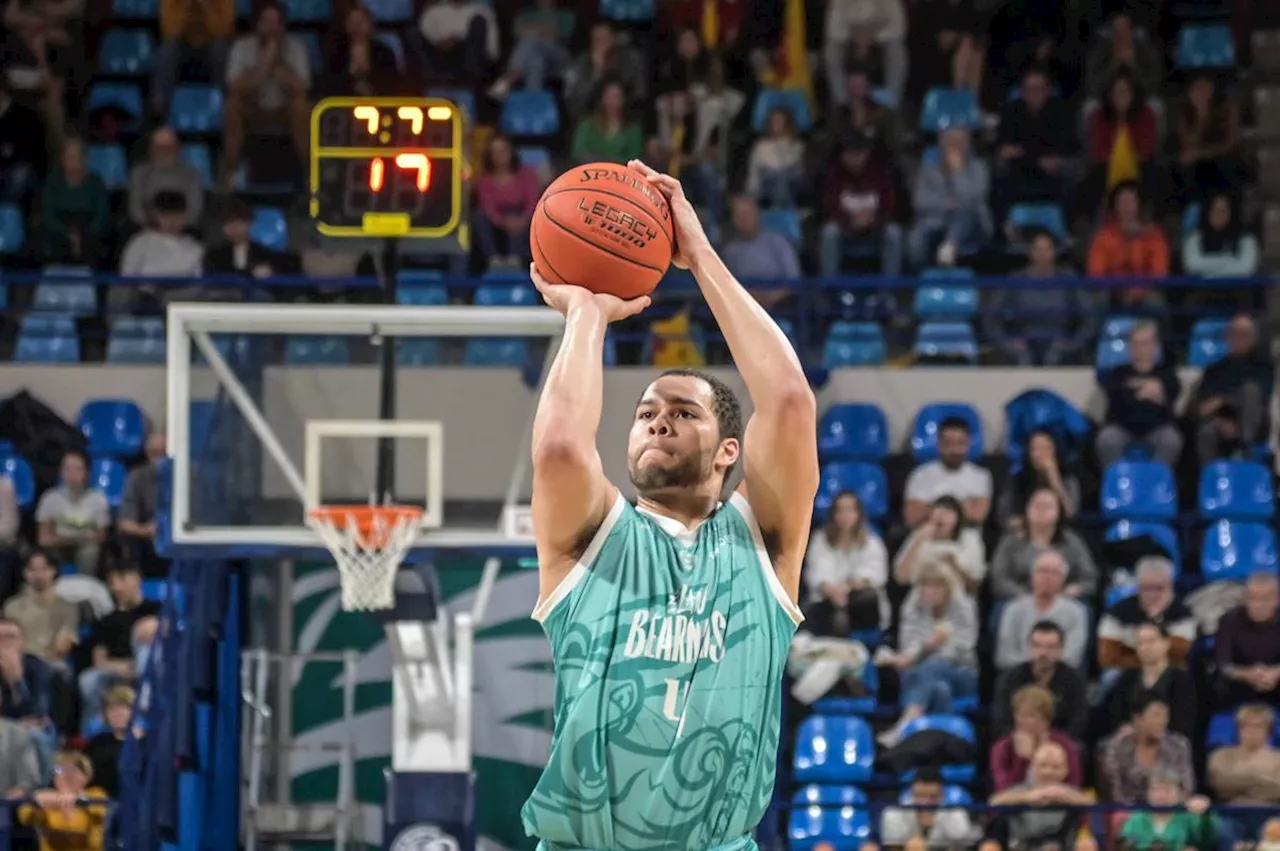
[663,678,690,734]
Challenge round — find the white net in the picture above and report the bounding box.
[307,507,423,611]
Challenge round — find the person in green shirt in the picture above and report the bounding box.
[570,80,643,166]
[1120,771,1218,851]
[39,137,112,266]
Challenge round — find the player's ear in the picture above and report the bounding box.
[715,437,740,473]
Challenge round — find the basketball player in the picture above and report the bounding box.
[520,159,819,851]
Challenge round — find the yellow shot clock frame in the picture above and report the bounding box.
[308,96,467,240]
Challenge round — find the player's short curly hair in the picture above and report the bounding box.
[658,368,744,446]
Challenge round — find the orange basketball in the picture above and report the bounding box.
[530,162,673,299]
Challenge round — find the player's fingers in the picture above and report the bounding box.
[621,296,652,318]
[627,159,658,179]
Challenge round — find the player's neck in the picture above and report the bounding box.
[635,489,721,531]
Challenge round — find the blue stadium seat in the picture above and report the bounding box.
[78,399,147,458]
[1183,203,1202,234]
[499,91,560,137]
[398,283,449,305]
[86,83,144,120]
[752,89,813,133]
[180,144,214,188]
[169,85,224,133]
[813,662,880,715]
[16,314,79,363]
[397,339,442,366]
[823,322,885,367]
[475,283,537,306]
[113,0,158,17]
[1202,520,1279,581]
[913,322,978,363]
[298,31,322,71]
[1206,712,1238,749]
[599,0,654,20]
[1189,318,1230,368]
[1106,583,1139,608]
[464,339,530,366]
[603,333,618,366]
[364,0,412,22]
[33,281,97,316]
[760,208,802,246]
[0,456,36,507]
[517,145,552,172]
[898,715,976,783]
[1095,335,1133,374]
[1006,202,1069,243]
[914,285,978,320]
[1200,461,1275,521]
[898,785,972,806]
[107,317,167,363]
[920,266,975,281]
[141,578,170,602]
[87,144,129,191]
[793,716,874,784]
[1175,23,1236,68]
[910,402,983,462]
[429,88,477,122]
[91,458,128,508]
[818,403,889,462]
[1106,520,1182,573]
[285,336,351,365]
[788,786,872,851]
[0,204,26,254]
[1102,315,1139,341]
[250,207,289,251]
[814,462,889,522]
[919,87,980,132]
[98,29,154,75]
[1101,462,1178,521]
[0,278,7,311]
[282,0,330,21]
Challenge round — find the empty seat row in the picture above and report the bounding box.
[794,714,977,786]
[819,401,983,463]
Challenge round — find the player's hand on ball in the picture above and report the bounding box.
[627,159,710,269]
[530,263,651,322]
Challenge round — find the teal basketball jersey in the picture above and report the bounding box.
[521,491,802,851]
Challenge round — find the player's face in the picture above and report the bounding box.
[628,375,735,494]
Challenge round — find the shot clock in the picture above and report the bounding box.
[308,96,468,241]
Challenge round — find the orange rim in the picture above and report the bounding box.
[310,505,423,548]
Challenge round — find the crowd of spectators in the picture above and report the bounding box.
[0,418,165,845]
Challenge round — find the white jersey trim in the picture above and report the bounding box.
[531,492,627,623]
[728,491,804,625]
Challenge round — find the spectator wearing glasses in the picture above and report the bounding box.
[1190,313,1272,465]
[995,550,1090,672]
[1095,320,1182,468]
[1097,556,1195,670]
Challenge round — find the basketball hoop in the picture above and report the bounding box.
[308,505,423,611]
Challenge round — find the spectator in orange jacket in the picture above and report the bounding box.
[1086,182,1169,310]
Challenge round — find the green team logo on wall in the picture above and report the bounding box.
[289,558,553,850]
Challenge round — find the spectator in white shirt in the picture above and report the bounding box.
[893,495,986,600]
[823,0,907,107]
[803,491,889,632]
[878,768,976,848]
[35,451,110,576]
[415,0,498,82]
[745,108,807,209]
[996,550,1090,672]
[221,1,311,187]
[903,416,991,527]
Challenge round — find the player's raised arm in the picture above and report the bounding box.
[630,161,819,602]
[529,264,650,599]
